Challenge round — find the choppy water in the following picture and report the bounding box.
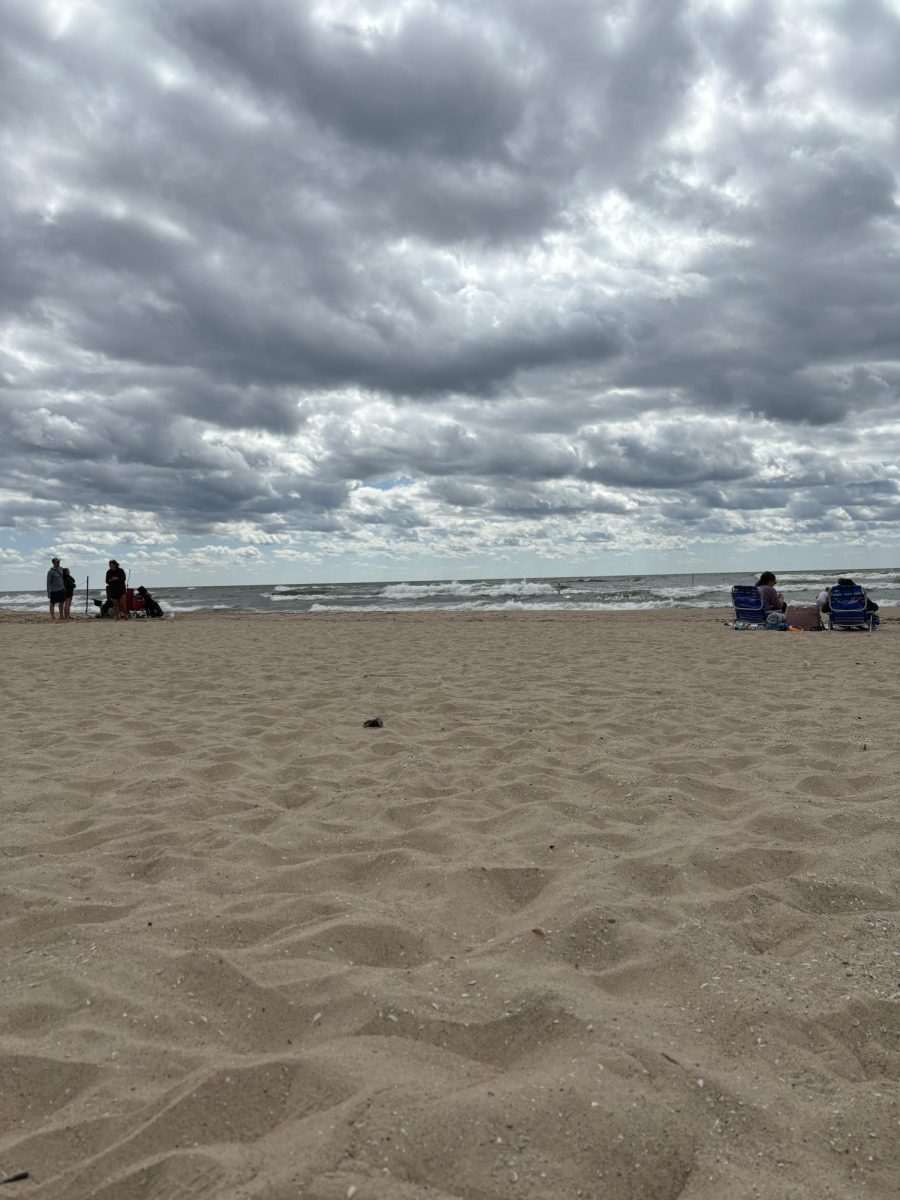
[3,568,899,615]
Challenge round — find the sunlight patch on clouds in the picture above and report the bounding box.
[211,523,292,544]
[271,547,325,563]
[584,192,717,279]
[697,0,754,14]
[311,0,420,38]
[151,61,188,92]
[0,328,49,376]
[191,544,264,565]
[42,0,97,39]
[669,75,721,157]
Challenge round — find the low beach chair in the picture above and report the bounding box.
[731,585,766,624]
[826,584,876,631]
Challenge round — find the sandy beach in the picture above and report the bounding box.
[1,610,898,1199]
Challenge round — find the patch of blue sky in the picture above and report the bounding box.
[360,476,414,491]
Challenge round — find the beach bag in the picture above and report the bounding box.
[785,605,819,631]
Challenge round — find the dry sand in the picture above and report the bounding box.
[1,610,898,1200]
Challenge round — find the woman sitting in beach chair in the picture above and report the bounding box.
[731,571,787,625]
[755,571,786,615]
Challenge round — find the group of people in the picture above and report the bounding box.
[45,557,77,621]
[816,578,879,618]
[754,571,879,624]
[46,558,128,621]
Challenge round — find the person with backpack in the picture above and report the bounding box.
[46,557,66,621]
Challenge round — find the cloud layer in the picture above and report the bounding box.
[2,0,899,582]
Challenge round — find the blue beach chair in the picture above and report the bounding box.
[826,584,877,631]
[731,585,766,624]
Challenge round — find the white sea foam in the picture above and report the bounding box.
[261,591,333,602]
[778,571,898,585]
[0,593,48,610]
[381,580,558,600]
[308,597,725,614]
[309,601,442,613]
[159,602,232,612]
[648,584,726,600]
[768,574,838,584]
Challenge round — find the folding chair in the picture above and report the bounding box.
[826,584,876,631]
[731,585,767,625]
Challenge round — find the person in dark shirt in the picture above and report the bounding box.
[61,567,76,620]
[106,559,128,620]
[755,571,786,614]
[821,577,879,615]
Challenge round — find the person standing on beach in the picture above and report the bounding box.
[47,557,66,621]
[105,559,128,620]
[61,567,77,620]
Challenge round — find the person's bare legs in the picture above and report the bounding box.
[48,599,57,621]
[63,596,72,620]
[117,596,129,620]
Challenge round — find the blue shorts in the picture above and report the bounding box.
[50,589,66,603]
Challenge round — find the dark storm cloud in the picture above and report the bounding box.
[475,483,630,520]
[579,422,757,489]
[1,0,899,569]
[371,161,559,245]
[170,1,524,159]
[170,380,307,435]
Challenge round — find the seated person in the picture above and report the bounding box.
[820,577,879,614]
[755,571,786,614]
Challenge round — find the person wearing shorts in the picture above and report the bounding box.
[47,557,66,621]
[105,559,128,620]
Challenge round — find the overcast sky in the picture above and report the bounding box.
[2,0,899,587]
